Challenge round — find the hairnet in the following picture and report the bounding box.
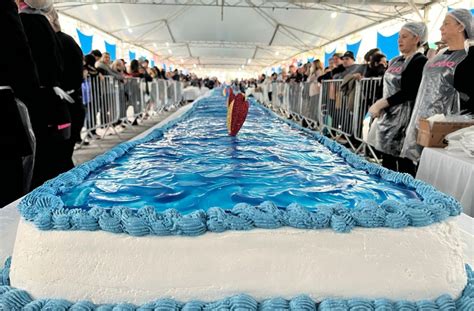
[401,22,428,44]
[447,8,473,39]
[24,0,53,10]
[45,7,61,32]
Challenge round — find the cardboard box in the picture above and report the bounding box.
[417,119,474,147]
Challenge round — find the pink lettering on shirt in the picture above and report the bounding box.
[386,66,402,74]
[427,60,457,68]
[57,123,71,130]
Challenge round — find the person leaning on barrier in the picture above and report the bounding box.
[334,51,365,79]
[360,52,388,108]
[401,9,472,163]
[96,52,124,81]
[0,0,40,206]
[128,59,141,78]
[364,48,381,64]
[308,60,324,120]
[46,7,85,169]
[18,0,76,188]
[90,49,102,63]
[324,58,335,73]
[318,53,344,81]
[367,22,428,176]
[365,53,388,78]
[111,59,127,80]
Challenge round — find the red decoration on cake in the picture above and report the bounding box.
[226,92,249,136]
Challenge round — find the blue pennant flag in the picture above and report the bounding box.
[76,29,93,55]
[377,32,399,62]
[105,41,116,61]
[324,48,336,67]
[347,40,361,59]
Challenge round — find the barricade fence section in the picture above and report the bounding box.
[80,76,185,145]
[255,78,383,160]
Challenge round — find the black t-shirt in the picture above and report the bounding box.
[386,53,427,107]
[454,46,473,114]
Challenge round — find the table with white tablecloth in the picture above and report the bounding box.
[183,87,209,102]
[417,148,474,217]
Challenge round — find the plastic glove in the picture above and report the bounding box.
[53,87,74,103]
[368,98,389,118]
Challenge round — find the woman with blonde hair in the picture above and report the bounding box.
[307,59,324,122]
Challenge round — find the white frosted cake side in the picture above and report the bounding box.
[10,218,467,305]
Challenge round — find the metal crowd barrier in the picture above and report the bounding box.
[256,77,383,159]
[352,77,383,160]
[80,76,184,145]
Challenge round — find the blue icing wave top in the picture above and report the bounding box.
[17,96,462,236]
[1,257,473,310]
[62,97,420,211]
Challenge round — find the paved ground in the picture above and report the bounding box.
[73,109,178,165]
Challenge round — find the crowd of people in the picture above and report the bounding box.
[85,49,220,90]
[240,10,473,177]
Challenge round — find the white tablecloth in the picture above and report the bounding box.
[417,148,474,217]
[183,87,209,101]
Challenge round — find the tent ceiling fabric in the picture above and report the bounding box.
[54,0,435,69]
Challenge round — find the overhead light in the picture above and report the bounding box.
[153,43,157,48]
[247,58,252,64]
[331,12,338,18]
[168,49,172,54]
[92,4,98,10]
[193,64,197,68]
[166,42,170,47]
[180,59,184,63]
[128,28,133,34]
[275,51,279,56]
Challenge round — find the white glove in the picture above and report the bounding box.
[53,87,75,103]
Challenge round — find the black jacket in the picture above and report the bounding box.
[0,1,40,105]
[19,11,64,88]
[0,0,40,157]
[57,31,83,93]
[20,9,71,139]
[386,52,427,107]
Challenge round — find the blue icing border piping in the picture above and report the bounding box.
[0,257,473,310]
[16,96,463,236]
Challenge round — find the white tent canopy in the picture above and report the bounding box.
[53,0,469,74]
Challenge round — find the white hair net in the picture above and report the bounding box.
[45,7,61,32]
[447,8,473,39]
[402,22,428,44]
[24,0,53,10]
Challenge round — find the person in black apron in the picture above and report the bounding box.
[18,0,74,188]
[0,0,40,207]
[367,22,428,176]
[401,9,472,163]
[46,7,85,170]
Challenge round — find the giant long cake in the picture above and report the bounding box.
[1,93,472,310]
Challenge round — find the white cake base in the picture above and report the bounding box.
[10,219,467,304]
